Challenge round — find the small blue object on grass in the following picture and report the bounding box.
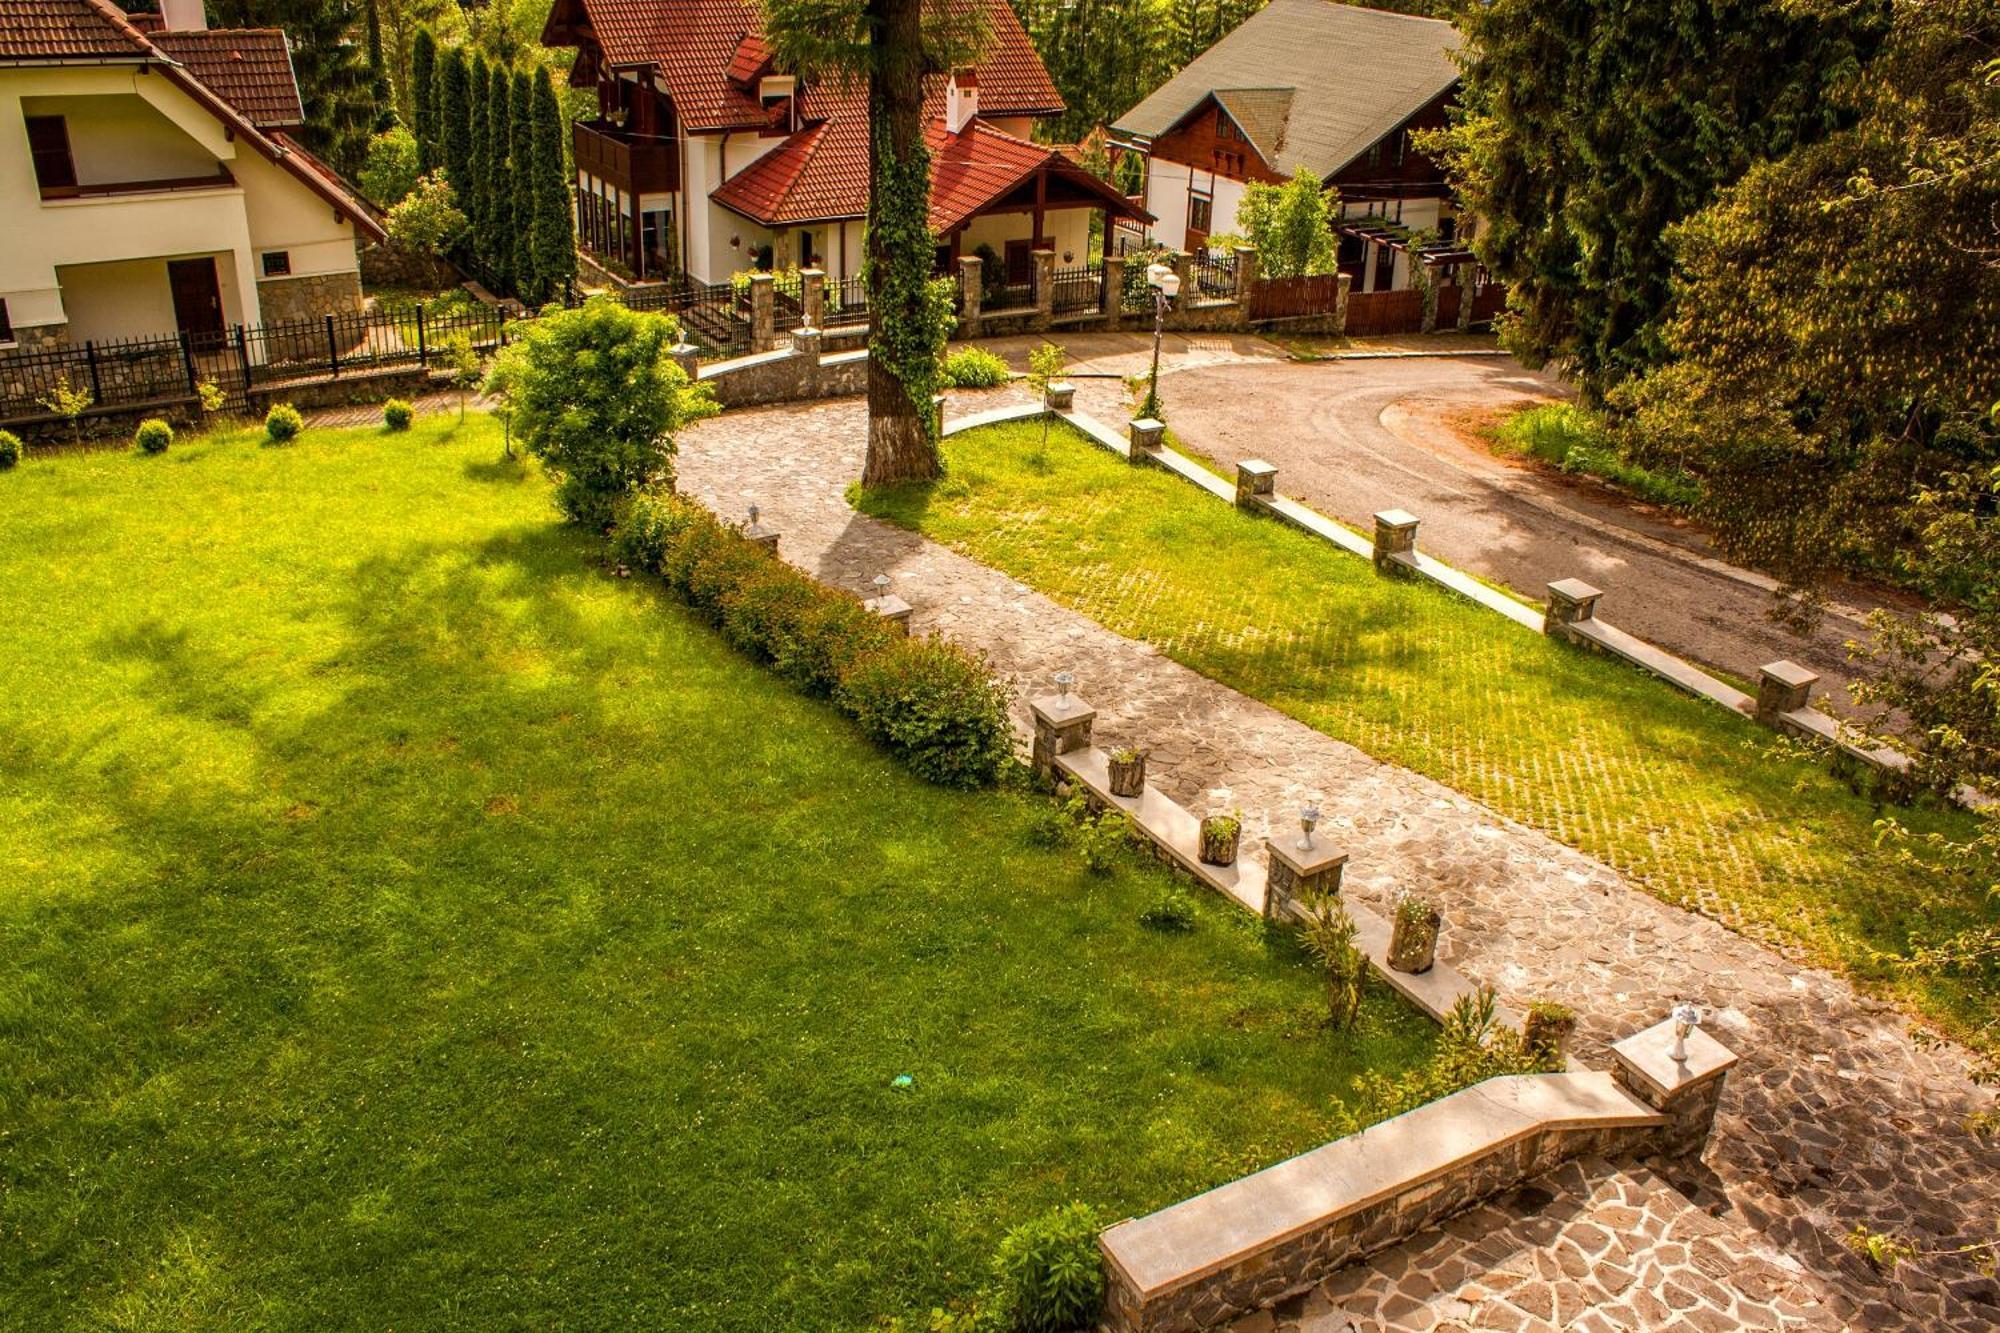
[892,1074,914,1089]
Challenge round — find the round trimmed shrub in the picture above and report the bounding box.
[940,347,1010,389]
[0,430,20,470]
[988,1203,1107,1332]
[382,398,415,431]
[836,638,1013,788]
[264,403,304,444]
[134,418,174,454]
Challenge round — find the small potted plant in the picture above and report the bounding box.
[1525,1000,1577,1059]
[1387,893,1441,974]
[1198,810,1241,866]
[1108,745,1148,798]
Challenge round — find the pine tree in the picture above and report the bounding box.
[411,28,437,172]
[528,67,576,306]
[510,69,536,301]
[484,62,513,290]
[439,45,472,206]
[466,53,490,245]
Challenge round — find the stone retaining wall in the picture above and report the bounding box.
[692,334,867,410]
[257,270,364,325]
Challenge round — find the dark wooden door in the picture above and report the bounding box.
[167,258,225,342]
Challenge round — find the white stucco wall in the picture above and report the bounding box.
[56,251,248,343]
[1,64,360,336]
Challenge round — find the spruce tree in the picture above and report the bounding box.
[411,27,437,172]
[528,67,576,306]
[510,69,537,301]
[466,53,490,245]
[484,63,513,290]
[439,46,472,206]
[207,0,374,172]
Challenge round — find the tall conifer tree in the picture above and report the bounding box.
[207,0,373,171]
[440,46,472,205]
[485,63,514,290]
[528,67,576,305]
[466,53,490,243]
[411,27,437,172]
[510,69,537,300]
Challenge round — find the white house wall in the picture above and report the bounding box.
[21,91,218,185]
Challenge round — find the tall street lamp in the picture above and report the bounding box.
[1143,260,1181,419]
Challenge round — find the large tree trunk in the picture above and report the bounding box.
[861,0,941,487]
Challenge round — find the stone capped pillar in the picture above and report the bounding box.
[749,273,777,352]
[1102,254,1127,332]
[791,326,823,394]
[957,255,984,338]
[1128,417,1165,459]
[1420,272,1440,333]
[1232,245,1259,301]
[1544,578,1603,636]
[800,267,826,330]
[669,342,702,383]
[1457,273,1475,332]
[1373,509,1419,572]
[743,505,780,553]
[1756,660,1818,725]
[1235,458,1277,509]
[1334,272,1351,338]
[1611,1015,1740,1158]
[1045,380,1076,411]
[1032,249,1056,331]
[1030,693,1096,782]
[1263,838,1347,921]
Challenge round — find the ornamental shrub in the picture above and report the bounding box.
[719,563,822,661]
[987,1203,1107,1333]
[609,491,700,574]
[264,403,304,443]
[382,398,414,431]
[940,347,1009,389]
[772,594,895,697]
[134,418,173,454]
[0,430,20,469]
[837,638,1013,789]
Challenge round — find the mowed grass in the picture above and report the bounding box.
[856,418,2000,1050]
[0,416,1434,1330]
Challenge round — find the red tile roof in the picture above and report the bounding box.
[153,29,304,129]
[724,32,770,87]
[713,107,1148,231]
[0,0,154,59]
[549,0,1060,132]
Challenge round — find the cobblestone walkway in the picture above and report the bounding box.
[675,393,1999,1331]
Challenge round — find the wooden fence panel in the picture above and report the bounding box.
[1247,274,1342,323]
[1343,289,1425,336]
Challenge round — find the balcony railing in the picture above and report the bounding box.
[573,120,678,195]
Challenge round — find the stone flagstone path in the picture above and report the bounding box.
[676,393,1999,1332]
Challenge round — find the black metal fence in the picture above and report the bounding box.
[0,280,772,424]
[826,274,870,327]
[1193,249,1237,299]
[1051,264,1103,316]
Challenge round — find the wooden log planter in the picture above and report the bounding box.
[1108,747,1148,798]
[1198,813,1241,867]
[1525,1001,1578,1058]
[1387,895,1441,974]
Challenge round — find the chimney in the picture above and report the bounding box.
[945,69,979,135]
[159,0,208,30]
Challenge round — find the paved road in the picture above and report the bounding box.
[996,338,1892,710]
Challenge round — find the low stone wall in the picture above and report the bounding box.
[693,333,868,410]
[1100,1024,1737,1333]
[247,365,430,414]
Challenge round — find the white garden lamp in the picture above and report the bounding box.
[1144,261,1181,419]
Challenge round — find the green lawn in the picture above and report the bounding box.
[856,417,2000,1051]
[0,416,1434,1329]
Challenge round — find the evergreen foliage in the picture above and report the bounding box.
[411,27,438,173]
[207,0,376,172]
[1432,0,1886,401]
[359,125,420,206]
[510,69,537,298]
[484,63,515,289]
[527,67,576,306]
[439,45,473,209]
[465,53,490,240]
[1238,167,1336,276]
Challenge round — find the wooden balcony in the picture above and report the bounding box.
[573,120,678,195]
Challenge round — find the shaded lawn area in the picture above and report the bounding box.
[855,417,2000,1052]
[0,416,1433,1329]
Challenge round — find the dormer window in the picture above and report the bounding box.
[758,75,795,105]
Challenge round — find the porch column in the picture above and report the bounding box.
[957,255,983,339]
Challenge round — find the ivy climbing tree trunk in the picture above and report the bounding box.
[860,0,939,487]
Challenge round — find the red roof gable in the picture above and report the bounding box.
[547,0,1061,132]
[0,0,154,59]
[713,106,1148,231]
[152,29,305,130]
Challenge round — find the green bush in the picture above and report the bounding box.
[264,403,304,444]
[941,347,1010,389]
[383,399,415,431]
[133,418,173,455]
[988,1202,1106,1332]
[772,594,895,697]
[719,563,822,660]
[837,638,1013,789]
[1139,884,1197,931]
[609,491,700,574]
[1494,403,1700,509]
[0,430,19,470]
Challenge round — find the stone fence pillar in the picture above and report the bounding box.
[669,342,702,383]
[1103,254,1127,332]
[1543,578,1603,636]
[1334,272,1352,338]
[1233,245,1259,301]
[1373,509,1419,571]
[744,504,780,553]
[1756,660,1818,725]
[957,255,984,338]
[800,267,826,330]
[791,326,823,395]
[1128,417,1165,459]
[1030,692,1096,782]
[1264,839,1346,921]
[1420,272,1440,334]
[749,273,777,352]
[1235,458,1277,509]
[1032,249,1056,331]
[1171,251,1194,308]
[1611,1014,1740,1158]
[1457,272,1475,333]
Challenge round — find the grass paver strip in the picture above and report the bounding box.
[855,416,1999,1051]
[0,417,1433,1329]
